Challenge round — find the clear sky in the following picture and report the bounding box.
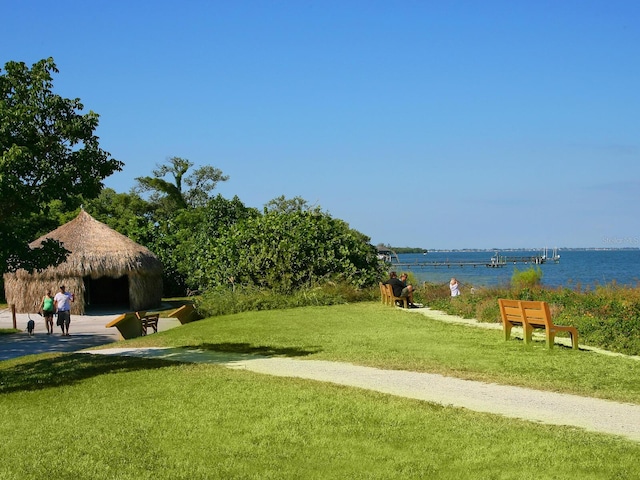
[4,1,639,249]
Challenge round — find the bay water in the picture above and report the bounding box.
[392,250,640,289]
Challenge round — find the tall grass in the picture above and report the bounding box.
[417,280,640,356]
[196,282,377,317]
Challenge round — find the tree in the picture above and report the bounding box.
[180,195,258,290]
[135,157,229,211]
[264,195,316,214]
[84,188,157,244]
[0,58,122,273]
[191,207,383,293]
[132,157,230,294]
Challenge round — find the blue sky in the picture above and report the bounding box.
[4,1,639,249]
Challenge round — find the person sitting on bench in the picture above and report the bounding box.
[384,271,417,308]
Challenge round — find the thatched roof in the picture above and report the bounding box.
[27,209,162,278]
[4,210,163,314]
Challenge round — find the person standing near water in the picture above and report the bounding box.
[450,278,461,297]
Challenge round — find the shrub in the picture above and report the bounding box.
[420,280,640,356]
[197,282,378,317]
[511,266,543,290]
[190,210,384,293]
[477,298,501,323]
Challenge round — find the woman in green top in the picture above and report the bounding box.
[41,289,55,335]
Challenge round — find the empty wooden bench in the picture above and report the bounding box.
[168,304,201,324]
[498,299,579,349]
[106,312,144,340]
[136,311,159,335]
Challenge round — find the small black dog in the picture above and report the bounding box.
[27,319,35,336]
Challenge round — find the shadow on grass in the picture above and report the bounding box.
[193,342,321,357]
[0,353,181,395]
[98,342,324,363]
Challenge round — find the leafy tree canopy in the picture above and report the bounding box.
[0,58,122,272]
[84,188,157,244]
[135,156,229,211]
[264,195,317,214]
[189,202,383,293]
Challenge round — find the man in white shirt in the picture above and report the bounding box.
[54,285,74,336]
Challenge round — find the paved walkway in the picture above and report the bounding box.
[0,308,180,360]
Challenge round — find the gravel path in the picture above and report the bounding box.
[86,346,640,443]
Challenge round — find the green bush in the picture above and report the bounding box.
[190,210,384,294]
[511,266,543,290]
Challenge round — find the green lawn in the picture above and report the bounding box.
[1,302,639,479]
[116,302,640,404]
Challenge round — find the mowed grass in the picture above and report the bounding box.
[1,302,639,479]
[117,302,640,404]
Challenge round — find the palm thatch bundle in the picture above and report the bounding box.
[3,210,163,314]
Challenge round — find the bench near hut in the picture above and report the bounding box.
[168,304,201,324]
[106,311,160,340]
[106,304,201,340]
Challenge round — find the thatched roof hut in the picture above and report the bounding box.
[3,210,163,314]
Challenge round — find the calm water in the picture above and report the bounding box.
[392,250,640,289]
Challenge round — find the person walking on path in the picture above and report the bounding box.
[40,289,55,335]
[54,285,74,336]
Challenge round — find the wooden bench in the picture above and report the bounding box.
[136,312,159,335]
[498,299,579,349]
[105,312,144,340]
[106,311,160,339]
[379,282,388,305]
[168,304,201,324]
[382,283,408,308]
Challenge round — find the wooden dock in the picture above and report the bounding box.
[380,248,560,270]
[390,253,557,269]
[390,260,506,269]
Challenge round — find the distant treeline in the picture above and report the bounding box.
[389,247,428,254]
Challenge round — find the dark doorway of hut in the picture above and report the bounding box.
[84,275,130,314]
